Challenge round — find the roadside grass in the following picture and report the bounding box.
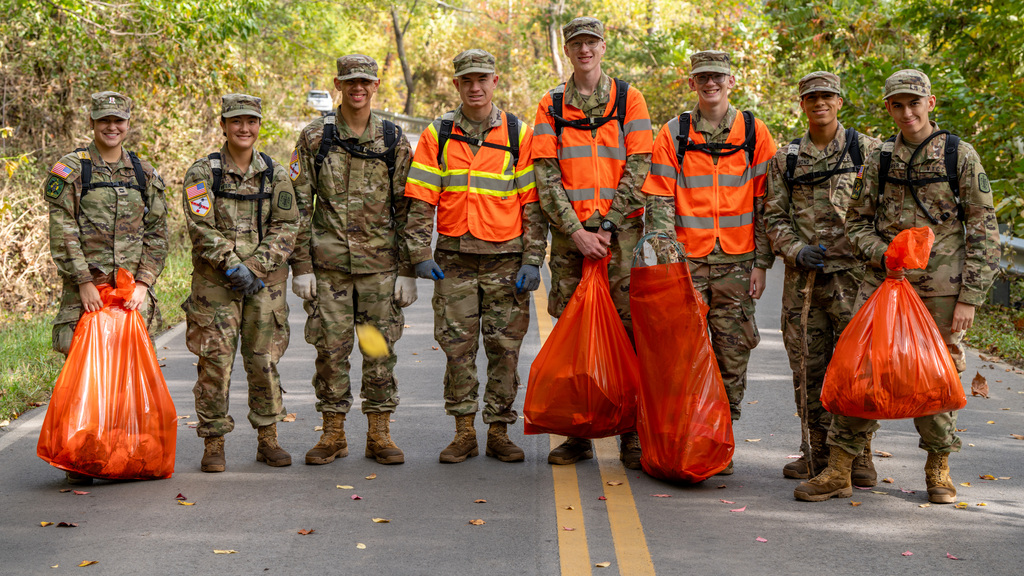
[0,243,192,422]
[966,304,1024,369]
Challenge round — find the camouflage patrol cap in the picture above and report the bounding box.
[336,54,378,81]
[798,71,841,97]
[90,91,132,120]
[221,93,263,119]
[884,69,931,99]
[563,17,604,42]
[453,49,496,77]
[690,51,731,76]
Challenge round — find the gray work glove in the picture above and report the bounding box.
[515,264,540,293]
[244,278,265,296]
[414,259,445,281]
[226,265,256,291]
[796,245,826,270]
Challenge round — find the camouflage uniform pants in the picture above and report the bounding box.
[432,250,530,424]
[828,292,963,455]
[780,265,863,431]
[304,268,403,415]
[688,259,760,421]
[183,274,290,437]
[52,273,161,355]
[547,217,643,338]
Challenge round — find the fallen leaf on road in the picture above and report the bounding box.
[468,519,486,526]
[365,473,377,480]
[51,565,58,569]
[754,537,768,543]
[960,482,971,487]
[955,502,969,509]
[900,489,916,494]
[78,561,98,566]
[297,529,314,535]
[337,485,354,489]
[431,346,439,350]
[786,454,802,459]
[971,372,989,397]
[372,518,390,523]
[314,425,322,431]
[213,550,237,554]
[282,413,297,422]
[730,506,747,512]
[598,496,607,501]
[1003,407,1012,410]
[56,522,78,528]
[871,491,887,495]
[651,494,671,498]
[175,493,187,500]
[947,553,960,560]
[979,353,998,362]
[850,502,862,507]
[720,499,735,504]
[875,450,893,458]
[564,505,575,510]
[980,474,996,480]
[177,501,195,506]
[0,420,9,428]
[976,502,987,506]
[987,421,996,424]
[595,562,611,568]
[1011,434,1024,440]
[40,521,53,527]
[747,400,758,405]
[883,478,894,483]
[356,543,366,549]
[474,499,487,504]
[73,491,89,496]
[562,526,576,531]
[999,477,1011,480]
[717,484,727,489]
[854,486,871,490]
[745,438,761,442]
[59,489,72,493]
[919,503,931,508]
[403,324,411,328]
[606,481,622,486]
[956,428,967,432]
[350,495,362,500]
[901,551,913,557]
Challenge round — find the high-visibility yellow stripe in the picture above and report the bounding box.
[595,438,655,576]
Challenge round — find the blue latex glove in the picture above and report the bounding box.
[514,264,540,293]
[414,259,445,281]
[226,265,256,291]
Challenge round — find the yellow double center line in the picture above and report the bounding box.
[534,274,655,576]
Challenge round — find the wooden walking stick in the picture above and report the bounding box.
[799,271,817,477]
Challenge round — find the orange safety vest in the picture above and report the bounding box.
[642,111,776,257]
[405,110,536,243]
[533,79,652,223]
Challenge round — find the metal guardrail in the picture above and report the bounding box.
[373,109,432,135]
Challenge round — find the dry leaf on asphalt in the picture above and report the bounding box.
[971,372,989,397]
[717,484,727,489]
[365,473,377,480]
[883,478,894,483]
[562,526,576,531]
[606,481,622,486]
[900,488,916,494]
[564,505,575,510]
[730,506,747,512]
[850,502,862,507]
[40,521,53,527]
[745,438,761,442]
[50,565,58,569]
[175,493,187,500]
[282,413,297,422]
[356,543,366,549]
[297,529,315,535]
[56,522,77,528]
[213,550,238,554]
[960,482,971,487]
[977,502,987,506]
[177,501,195,506]
[350,495,362,500]
[720,499,735,504]
[314,425,323,431]
[337,485,354,489]
[947,553,961,560]
[955,502,969,509]
[73,491,89,496]
[78,561,99,567]
[999,476,1012,480]
[987,421,996,424]
[651,494,671,498]
[59,489,72,493]
[595,562,611,568]
[747,400,758,405]
[901,551,913,557]
[597,496,607,501]
[372,518,390,523]
[875,450,893,458]
[474,499,487,504]
[468,519,486,526]
[755,537,768,542]
[871,491,888,495]
[0,420,10,428]
[1011,434,1024,440]
[919,503,931,508]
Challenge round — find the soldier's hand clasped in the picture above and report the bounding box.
[515,265,540,293]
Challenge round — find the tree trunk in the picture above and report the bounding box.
[391,4,416,115]
[548,0,566,79]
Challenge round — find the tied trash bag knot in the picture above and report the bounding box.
[37,268,178,480]
[821,228,965,420]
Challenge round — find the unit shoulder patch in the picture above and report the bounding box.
[277,191,293,211]
[189,193,211,217]
[289,149,300,181]
[978,172,991,194]
[45,176,66,200]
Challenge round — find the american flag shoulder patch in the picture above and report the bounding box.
[186,181,207,199]
[50,162,73,179]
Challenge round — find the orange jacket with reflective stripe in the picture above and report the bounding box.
[532,81,652,222]
[642,112,777,257]
[405,110,536,243]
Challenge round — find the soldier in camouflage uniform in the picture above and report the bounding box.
[532,17,653,469]
[795,70,1001,504]
[764,72,881,484]
[290,55,415,466]
[643,51,777,475]
[182,94,298,472]
[45,91,168,484]
[404,49,546,464]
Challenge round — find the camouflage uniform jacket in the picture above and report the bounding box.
[534,73,652,235]
[764,123,881,273]
[405,104,547,267]
[45,142,168,287]
[289,110,414,276]
[182,145,298,286]
[645,105,774,268]
[845,122,1001,305]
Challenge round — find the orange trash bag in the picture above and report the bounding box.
[821,227,966,420]
[37,269,178,480]
[629,234,734,482]
[523,256,639,438]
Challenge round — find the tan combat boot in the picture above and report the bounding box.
[201,436,226,473]
[851,433,878,488]
[619,432,642,470]
[256,423,292,467]
[440,414,479,463]
[793,446,856,502]
[925,452,956,504]
[547,437,593,465]
[485,422,524,462]
[784,427,830,479]
[305,412,348,465]
[365,412,405,465]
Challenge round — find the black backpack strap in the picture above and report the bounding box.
[208,152,223,201]
[786,130,864,189]
[878,135,897,202]
[257,152,274,242]
[550,87,565,138]
[783,138,801,185]
[75,148,93,195]
[846,128,863,167]
[382,120,400,198]
[944,134,962,220]
[313,113,337,185]
[506,112,520,169]
[675,112,691,165]
[436,115,455,169]
[613,79,629,130]
[549,80,629,137]
[741,110,756,165]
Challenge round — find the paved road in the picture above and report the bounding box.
[3,263,1024,575]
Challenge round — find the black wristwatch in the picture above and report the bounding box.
[600,220,617,233]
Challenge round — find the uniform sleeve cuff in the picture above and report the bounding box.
[958,291,987,307]
[134,271,157,287]
[603,210,625,228]
[75,270,94,286]
[242,258,267,279]
[291,262,313,276]
[411,247,434,265]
